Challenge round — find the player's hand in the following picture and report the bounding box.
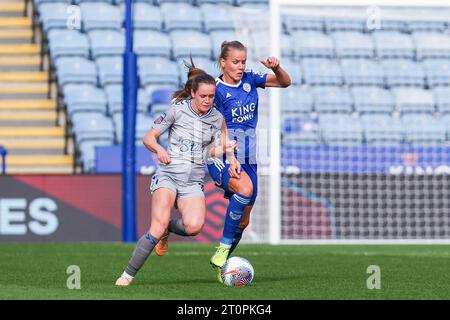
[225,140,238,154]
[260,57,280,70]
[228,159,241,179]
[157,149,171,164]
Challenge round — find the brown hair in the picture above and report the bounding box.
[172,56,216,103]
[218,40,247,73]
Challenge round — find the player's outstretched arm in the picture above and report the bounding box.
[143,128,171,164]
[260,56,291,88]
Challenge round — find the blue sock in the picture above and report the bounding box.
[220,193,251,246]
[229,227,244,255]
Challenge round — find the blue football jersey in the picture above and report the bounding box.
[214,71,268,165]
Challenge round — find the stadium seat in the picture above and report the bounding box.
[71,113,115,145]
[47,29,90,60]
[197,0,234,5]
[154,0,194,4]
[138,57,180,87]
[331,31,375,59]
[209,30,237,59]
[319,114,364,145]
[324,18,365,33]
[88,30,124,58]
[277,59,300,86]
[407,20,447,32]
[442,114,450,140]
[351,87,394,114]
[413,32,450,60]
[150,88,174,115]
[38,3,74,33]
[124,3,163,31]
[291,31,334,58]
[200,4,235,32]
[54,57,98,87]
[372,31,415,60]
[79,140,114,172]
[96,57,123,86]
[283,15,324,33]
[113,113,153,145]
[282,116,321,146]
[423,59,450,88]
[104,85,151,114]
[432,87,450,114]
[401,114,446,145]
[133,30,171,58]
[281,34,293,58]
[300,58,344,86]
[340,59,384,87]
[381,59,426,88]
[80,3,122,31]
[63,84,107,117]
[377,20,407,32]
[392,87,435,114]
[281,86,313,116]
[360,114,403,145]
[170,31,212,59]
[160,3,203,32]
[312,86,353,114]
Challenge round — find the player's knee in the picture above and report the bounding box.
[185,220,204,236]
[237,183,253,198]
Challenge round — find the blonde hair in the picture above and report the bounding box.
[217,40,247,73]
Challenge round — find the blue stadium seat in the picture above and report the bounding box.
[331,32,375,58]
[55,57,98,87]
[104,85,151,114]
[177,57,219,84]
[324,18,365,33]
[392,87,435,114]
[413,32,450,60]
[401,114,446,145]
[150,88,175,116]
[407,20,447,32]
[277,59,300,86]
[161,3,202,32]
[96,57,123,86]
[442,114,450,140]
[281,34,293,58]
[126,3,163,31]
[133,30,171,58]
[79,140,114,172]
[377,20,407,32]
[340,59,384,87]
[113,113,153,145]
[47,30,90,60]
[319,114,364,145]
[197,0,234,5]
[170,31,212,59]
[281,86,313,116]
[63,84,107,117]
[381,59,426,88]
[71,113,115,145]
[154,0,194,4]
[360,114,403,145]
[138,57,180,87]
[372,31,415,60]
[300,58,344,86]
[283,15,324,32]
[351,87,394,114]
[200,4,235,32]
[312,86,353,114]
[38,3,74,33]
[80,3,122,31]
[432,87,450,114]
[88,30,124,58]
[423,59,450,88]
[282,116,321,146]
[291,31,334,58]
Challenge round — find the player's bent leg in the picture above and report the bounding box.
[177,196,206,236]
[116,188,175,285]
[151,188,177,257]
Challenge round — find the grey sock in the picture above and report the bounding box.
[125,232,159,277]
[168,218,190,236]
[229,228,244,256]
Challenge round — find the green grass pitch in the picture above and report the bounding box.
[0,243,449,300]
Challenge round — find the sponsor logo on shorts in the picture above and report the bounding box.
[229,211,242,220]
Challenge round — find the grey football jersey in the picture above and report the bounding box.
[151,99,224,184]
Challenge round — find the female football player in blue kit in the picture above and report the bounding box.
[208,41,291,282]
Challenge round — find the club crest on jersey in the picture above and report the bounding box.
[154,113,166,124]
[243,83,251,93]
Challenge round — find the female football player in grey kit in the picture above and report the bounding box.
[115,63,239,286]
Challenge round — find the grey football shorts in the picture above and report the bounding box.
[150,174,205,200]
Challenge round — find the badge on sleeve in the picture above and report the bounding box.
[154,113,166,124]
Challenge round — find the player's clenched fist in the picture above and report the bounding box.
[157,149,171,164]
[260,57,280,70]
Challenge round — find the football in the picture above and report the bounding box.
[221,256,254,287]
